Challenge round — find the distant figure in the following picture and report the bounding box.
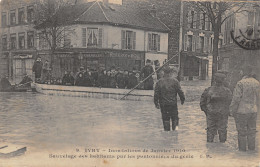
[96,70,107,88]
[141,59,154,90]
[41,60,51,83]
[116,69,125,89]
[62,71,74,86]
[83,68,93,87]
[127,71,138,89]
[230,65,260,151]
[32,57,43,83]
[0,75,13,91]
[75,67,85,86]
[200,73,232,143]
[19,74,33,88]
[154,66,185,131]
[108,66,117,88]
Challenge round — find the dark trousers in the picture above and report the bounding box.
[206,113,228,142]
[144,79,153,90]
[234,113,257,151]
[160,104,178,131]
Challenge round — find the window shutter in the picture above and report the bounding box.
[157,34,160,51]
[184,34,187,51]
[203,37,207,53]
[205,15,209,30]
[121,30,126,49]
[133,32,136,50]
[192,35,195,51]
[82,28,86,47]
[208,37,211,53]
[98,28,103,48]
[196,36,200,51]
[193,11,197,29]
[148,33,152,51]
[210,22,212,31]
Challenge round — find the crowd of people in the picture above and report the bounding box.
[32,57,165,90]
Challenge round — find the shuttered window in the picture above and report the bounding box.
[121,30,136,50]
[148,33,160,51]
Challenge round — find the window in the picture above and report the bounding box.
[199,36,204,52]
[10,10,16,25]
[64,33,71,48]
[27,6,34,23]
[184,34,195,52]
[19,33,25,49]
[27,31,34,48]
[148,33,160,51]
[2,35,7,50]
[1,12,7,27]
[87,28,98,47]
[39,33,48,49]
[248,11,254,26]
[18,8,25,24]
[122,30,136,50]
[10,34,16,49]
[200,13,206,30]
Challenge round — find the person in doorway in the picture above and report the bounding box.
[230,65,260,151]
[154,66,185,131]
[141,59,154,90]
[32,57,43,83]
[41,60,51,84]
[200,73,232,143]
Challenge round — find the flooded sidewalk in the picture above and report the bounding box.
[0,89,259,167]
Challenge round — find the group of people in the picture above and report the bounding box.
[61,59,160,90]
[154,65,259,152]
[32,57,51,84]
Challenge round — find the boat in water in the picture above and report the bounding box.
[33,83,154,101]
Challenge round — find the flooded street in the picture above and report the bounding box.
[0,92,259,167]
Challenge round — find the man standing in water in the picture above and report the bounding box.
[230,65,260,151]
[154,66,185,131]
[200,73,232,143]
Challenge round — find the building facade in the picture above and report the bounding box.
[0,0,169,83]
[179,1,217,81]
[0,0,37,83]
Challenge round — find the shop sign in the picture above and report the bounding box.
[56,54,74,58]
[108,52,142,59]
[14,55,33,59]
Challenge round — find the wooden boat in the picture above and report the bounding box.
[0,144,27,158]
[33,83,154,101]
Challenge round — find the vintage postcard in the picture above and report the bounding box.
[0,0,259,166]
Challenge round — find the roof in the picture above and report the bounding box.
[36,1,169,32]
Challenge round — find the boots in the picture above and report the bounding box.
[238,135,247,151]
[218,131,227,143]
[247,134,256,151]
[163,121,170,131]
[207,132,214,142]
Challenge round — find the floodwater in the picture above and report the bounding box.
[0,92,259,167]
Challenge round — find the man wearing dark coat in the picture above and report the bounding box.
[96,70,108,88]
[0,75,13,91]
[127,71,138,89]
[32,57,43,83]
[62,71,74,86]
[200,73,232,143]
[154,66,185,131]
[141,59,154,90]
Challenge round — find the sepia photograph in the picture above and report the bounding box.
[0,0,259,166]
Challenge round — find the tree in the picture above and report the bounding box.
[34,0,77,69]
[190,1,246,85]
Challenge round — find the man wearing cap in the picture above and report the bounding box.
[141,59,154,90]
[154,66,185,131]
[200,73,232,143]
[230,65,260,151]
[32,57,43,83]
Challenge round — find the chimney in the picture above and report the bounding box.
[150,4,157,17]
